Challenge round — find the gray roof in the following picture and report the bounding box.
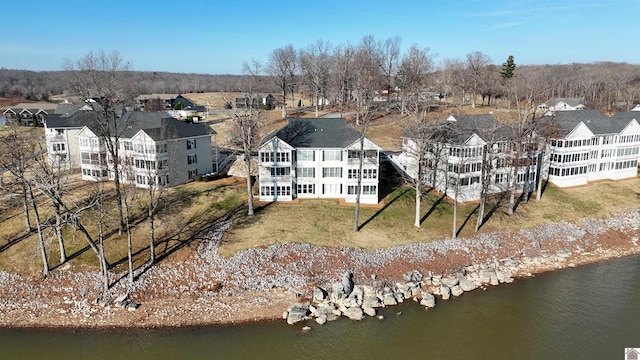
[446,114,515,143]
[261,118,362,148]
[45,110,214,140]
[545,110,636,136]
[542,97,585,107]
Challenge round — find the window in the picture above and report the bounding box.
[347,185,358,195]
[276,152,290,162]
[156,143,168,153]
[123,142,133,151]
[187,139,197,150]
[157,159,168,170]
[323,150,342,161]
[323,184,342,194]
[362,185,376,195]
[270,167,290,176]
[51,143,65,152]
[297,184,315,194]
[260,152,274,163]
[188,169,198,180]
[322,167,342,178]
[297,167,315,178]
[187,154,198,165]
[296,150,315,161]
[276,186,291,196]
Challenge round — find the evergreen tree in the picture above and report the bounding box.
[501,55,516,79]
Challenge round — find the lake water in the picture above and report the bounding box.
[2,255,639,359]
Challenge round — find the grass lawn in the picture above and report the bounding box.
[218,177,640,257]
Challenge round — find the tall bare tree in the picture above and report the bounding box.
[331,43,355,117]
[466,51,492,108]
[232,60,264,217]
[64,50,137,234]
[299,39,333,117]
[266,45,297,118]
[352,35,382,231]
[380,36,401,102]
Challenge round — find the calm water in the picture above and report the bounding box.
[2,255,640,359]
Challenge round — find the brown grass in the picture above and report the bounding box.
[218,177,640,257]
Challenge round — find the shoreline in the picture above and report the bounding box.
[1,208,639,329]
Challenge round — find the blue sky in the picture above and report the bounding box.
[1,0,638,74]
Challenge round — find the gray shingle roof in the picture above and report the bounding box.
[261,118,362,148]
[547,110,633,136]
[45,110,214,140]
[541,97,585,107]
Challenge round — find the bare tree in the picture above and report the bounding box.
[331,44,355,117]
[299,39,333,117]
[380,36,401,102]
[465,51,492,108]
[352,35,382,231]
[266,45,297,118]
[231,60,264,217]
[64,50,137,235]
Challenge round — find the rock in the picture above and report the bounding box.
[459,279,478,292]
[362,294,382,308]
[286,303,310,325]
[451,285,464,297]
[420,293,436,308]
[395,292,405,303]
[341,272,354,296]
[479,270,493,283]
[326,313,340,322]
[302,326,312,332]
[114,293,128,303]
[382,292,398,306]
[396,283,410,298]
[343,307,364,321]
[315,315,327,325]
[442,277,459,287]
[282,311,289,320]
[440,285,451,300]
[331,282,346,302]
[495,270,510,283]
[362,306,376,317]
[126,303,140,311]
[312,287,327,303]
[377,315,384,320]
[489,274,499,286]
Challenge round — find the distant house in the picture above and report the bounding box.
[135,94,180,111]
[540,110,640,188]
[235,94,275,110]
[45,110,217,189]
[537,98,586,113]
[258,118,381,204]
[3,102,57,126]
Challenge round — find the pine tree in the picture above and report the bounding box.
[501,55,516,79]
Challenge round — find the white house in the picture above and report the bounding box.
[542,110,640,187]
[45,109,216,189]
[396,114,538,202]
[537,98,586,114]
[258,118,381,204]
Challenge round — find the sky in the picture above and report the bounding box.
[1,0,639,75]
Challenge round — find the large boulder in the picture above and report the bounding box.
[362,294,382,308]
[343,307,364,321]
[312,287,327,303]
[451,285,464,297]
[440,285,451,300]
[286,303,310,325]
[420,293,436,308]
[362,306,377,317]
[341,272,355,296]
[382,290,398,306]
[459,279,478,292]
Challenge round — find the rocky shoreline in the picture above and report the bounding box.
[1,208,639,329]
